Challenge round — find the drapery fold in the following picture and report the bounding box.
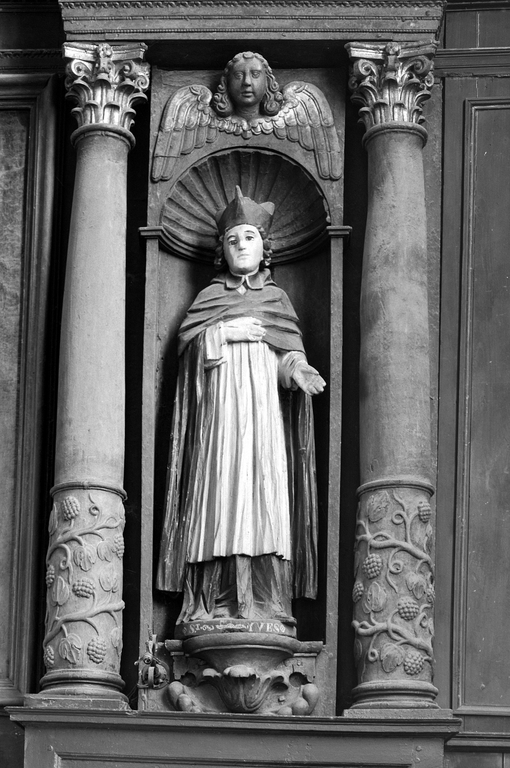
[156,270,318,600]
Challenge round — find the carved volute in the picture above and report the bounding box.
[64,42,150,143]
[347,41,436,135]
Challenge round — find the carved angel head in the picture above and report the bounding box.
[213,51,283,119]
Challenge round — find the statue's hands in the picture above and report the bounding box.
[293,362,326,396]
[222,317,266,343]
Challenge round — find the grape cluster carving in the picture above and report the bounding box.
[87,637,108,664]
[43,493,124,668]
[362,553,382,579]
[353,488,434,682]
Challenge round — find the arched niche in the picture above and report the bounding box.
[140,145,347,715]
[158,148,330,263]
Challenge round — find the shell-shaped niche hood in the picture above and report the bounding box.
[160,149,330,263]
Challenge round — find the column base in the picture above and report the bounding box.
[349,680,439,709]
[38,667,127,705]
[24,691,128,710]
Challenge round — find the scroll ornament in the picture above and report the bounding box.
[64,42,150,133]
[347,41,436,131]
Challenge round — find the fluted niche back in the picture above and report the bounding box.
[160,149,330,263]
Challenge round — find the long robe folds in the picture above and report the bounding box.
[156,269,318,605]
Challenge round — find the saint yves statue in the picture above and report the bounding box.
[156,187,325,628]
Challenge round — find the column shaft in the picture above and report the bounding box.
[55,131,128,487]
[347,41,438,709]
[40,43,149,702]
[361,126,431,486]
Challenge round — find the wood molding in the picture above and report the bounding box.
[0,74,60,705]
[58,0,444,41]
[446,0,510,10]
[452,96,510,718]
[0,49,63,73]
[435,47,510,76]
[10,707,460,768]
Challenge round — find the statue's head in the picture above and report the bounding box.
[214,186,274,271]
[213,52,283,118]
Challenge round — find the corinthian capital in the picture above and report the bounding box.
[64,42,150,134]
[346,41,436,132]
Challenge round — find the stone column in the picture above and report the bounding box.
[40,43,149,701]
[345,41,438,708]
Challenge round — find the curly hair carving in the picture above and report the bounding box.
[212,51,283,118]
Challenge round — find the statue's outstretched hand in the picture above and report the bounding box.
[293,362,326,396]
[222,317,266,343]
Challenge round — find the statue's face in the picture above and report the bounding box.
[223,225,264,274]
[227,57,267,110]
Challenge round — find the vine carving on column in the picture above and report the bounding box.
[346,41,436,131]
[352,487,435,685]
[64,42,150,132]
[43,490,125,676]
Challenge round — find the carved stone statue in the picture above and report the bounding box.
[156,186,325,630]
[152,51,342,181]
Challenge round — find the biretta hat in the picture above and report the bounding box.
[216,186,275,236]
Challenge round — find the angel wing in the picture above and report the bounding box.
[277,82,342,181]
[152,84,219,182]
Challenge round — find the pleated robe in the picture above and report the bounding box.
[156,269,318,600]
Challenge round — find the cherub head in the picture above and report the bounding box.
[213,51,283,120]
[214,186,274,271]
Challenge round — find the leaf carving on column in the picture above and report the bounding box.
[63,42,150,133]
[43,490,126,673]
[346,41,437,132]
[352,487,435,683]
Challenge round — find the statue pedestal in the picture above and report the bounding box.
[137,627,321,716]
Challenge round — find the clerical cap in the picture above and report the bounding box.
[216,186,275,236]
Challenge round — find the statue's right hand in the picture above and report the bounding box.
[222,317,266,343]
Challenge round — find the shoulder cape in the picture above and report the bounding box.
[178,269,305,356]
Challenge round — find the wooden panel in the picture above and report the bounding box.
[454,98,510,713]
[12,708,458,768]
[478,10,510,47]
[445,753,503,768]
[436,64,510,740]
[0,106,30,689]
[0,713,24,768]
[0,75,59,705]
[444,8,510,49]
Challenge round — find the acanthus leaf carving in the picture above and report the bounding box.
[346,41,437,133]
[63,42,150,134]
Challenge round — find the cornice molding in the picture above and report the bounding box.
[57,0,445,42]
[0,49,63,72]
[435,46,510,76]
[59,0,443,7]
[0,1,57,8]
[0,49,61,57]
